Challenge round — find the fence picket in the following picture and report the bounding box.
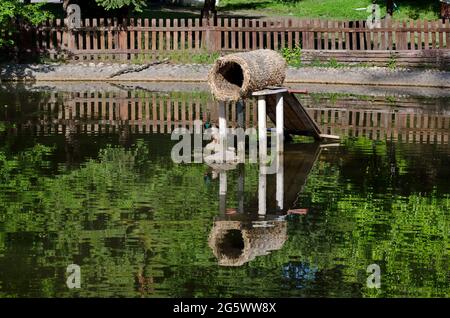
[18,17,450,67]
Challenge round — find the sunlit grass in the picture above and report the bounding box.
[219,0,440,20]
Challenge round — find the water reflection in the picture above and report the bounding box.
[1,89,448,145]
[0,88,449,297]
[208,143,324,266]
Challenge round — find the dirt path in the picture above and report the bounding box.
[1,63,449,88]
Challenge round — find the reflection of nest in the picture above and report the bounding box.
[208,220,287,266]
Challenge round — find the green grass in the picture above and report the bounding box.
[41,1,440,21]
[219,0,440,20]
[165,51,220,64]
[130,51,220,64]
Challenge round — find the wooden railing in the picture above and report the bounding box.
[17,17,450,66]
[5,91,449,144]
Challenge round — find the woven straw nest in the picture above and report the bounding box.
[208,49,287,102]
[208,220,287,266]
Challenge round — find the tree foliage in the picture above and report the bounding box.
[0,134,448,297]
[0,0,52,48]
[94,0,146,12]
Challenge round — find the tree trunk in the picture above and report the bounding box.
[63,0,71,11]
[201,0,217,21]
[386,0,394,18]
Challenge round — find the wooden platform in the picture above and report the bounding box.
[262,89,323,140]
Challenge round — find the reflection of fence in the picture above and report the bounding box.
[307,107,449,144]
[6,91,450,144]
[17,17,450,67]
[22,91,259,134]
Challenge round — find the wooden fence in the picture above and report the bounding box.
[17,17,450,67]
[4,91,449,144]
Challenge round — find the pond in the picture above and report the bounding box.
[0,84,448,297]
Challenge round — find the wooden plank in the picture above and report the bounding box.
[387,18,393,50]
[92,18,98,53]
[144,18,149,51]
[238,19,243,50]
[137,18,142,52]
[424,19,429,49]
[187,19,193,50]
[431,19,437,49]
[223,18,229,50]
[265,92,322,140]
[372,20,378,50]
[417,19,423,50]
[273,19,279,50]
[446,19,450,49]
[359,20,365,50]
[56,19,62,51]
[337,20,343,50]
[344,21,350,50]
[173,19,178,50]
[351,21,357,50]
[158,19,164,50]
[315,19,321,50]
[281,19,287,49]
[287,19,293,49]
[409,20,415,50]
[437,20,443,49]
[106,18,112,51]
[151,19,157,51]
[130,18,135,53]
[166,18,171,50]
[194,18,200,50]
[322,20,328,50]
[251,19,257,49]
[294,19,300,48]
[300,19,307,49]
[180,19,186,50]
[231,18,236,50]
[85,19,91,51]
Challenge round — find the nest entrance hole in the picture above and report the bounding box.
[216,62,244,96]
[218,229,245,259]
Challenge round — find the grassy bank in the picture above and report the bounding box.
[218,0,440,20]
[41,1,441,21]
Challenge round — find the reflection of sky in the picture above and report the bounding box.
[282,262,318,289]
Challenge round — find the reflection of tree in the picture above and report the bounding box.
[0,137,448,297]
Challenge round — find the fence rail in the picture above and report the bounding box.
[15,17,450,67]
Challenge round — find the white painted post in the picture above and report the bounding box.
[218,101,227,163]
[237,163,245,213]
[275,93,284,211]
[219,171,227,195]
[219,171,227,215]
[276,153,284,211]
[258,166,266,216]
[276,93,284,153]
[258,96,267,164]
[237,100,245,163]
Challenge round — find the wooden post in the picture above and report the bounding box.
[218,101,227,162]
[237,99,245,163]
[258,96,267,164]
[219,171,227,215]
[276,153,283,211]
[258,164,266,216]
[275,93,285,211]
[258,95,267,217]
[276,93,284,153]
[237,163,245,214]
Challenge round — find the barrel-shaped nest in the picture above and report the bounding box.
[208,50,287,101]
[208,220,287,266]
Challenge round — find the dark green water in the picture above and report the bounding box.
[0,88,448,297]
